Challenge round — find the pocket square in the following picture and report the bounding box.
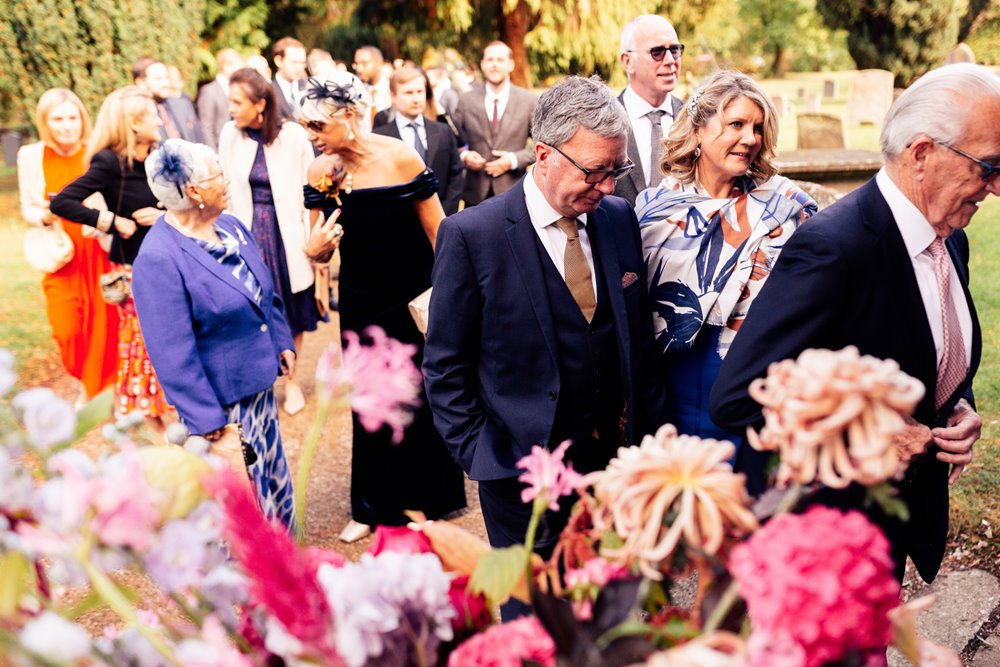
[621,271,638,288]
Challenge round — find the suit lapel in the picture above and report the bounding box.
[945,236,982,407]
[172,219,266,317]
[617,92,646,196]
[425,121,443,164]
[504,181,559,363]
[588,204,633,390]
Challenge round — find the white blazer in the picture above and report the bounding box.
[17,141,107,226]
[217,121,314,293]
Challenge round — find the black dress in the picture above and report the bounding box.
[304,169,466,526]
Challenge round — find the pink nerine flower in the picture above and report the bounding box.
[564,557,629,621]
[316,326,422,443]
[729,506,900,667]
[447,616,556,667]
[517,440,583,511]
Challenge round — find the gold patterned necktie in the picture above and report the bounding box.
[554,217,596,322]
[646,109,667,188]
[928,237,968,410]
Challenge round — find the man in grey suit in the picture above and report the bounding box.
[614,15,685,205]
[271,37,308,120]
[196,48,242,150]
[453,41,537,207]
[133,57,206,145]
[373,67,465,215]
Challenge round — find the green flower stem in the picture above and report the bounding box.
[80,558,180,665]
[775,482,805,515]
[522,495,547,589]
[701,578,741,634]
[294,395,338,542]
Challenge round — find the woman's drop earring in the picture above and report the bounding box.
[693,146,701,160]
[256,111,263,125]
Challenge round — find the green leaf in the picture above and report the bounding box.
[60,591,109,620]
[864,481,910,522]
[0,551,35,617]
[468,544,528,605]
[75,388,113,439]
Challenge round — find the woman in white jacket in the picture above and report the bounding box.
[218,67,320,415]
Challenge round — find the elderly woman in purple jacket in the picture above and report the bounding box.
[132,138,297,531]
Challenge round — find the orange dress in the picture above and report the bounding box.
[41,147,120,398]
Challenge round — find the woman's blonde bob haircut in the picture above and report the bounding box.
[86,86,156,168]
[662,70,779,186]
[35,88,92,150]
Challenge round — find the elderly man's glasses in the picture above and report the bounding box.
[547,143,634,184]
[935,140,1000,182]
[627,44,685,61]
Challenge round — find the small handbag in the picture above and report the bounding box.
[23,221,74,273]
[99,267,132,305]
[99,169,130,305]
[408,287,432,336]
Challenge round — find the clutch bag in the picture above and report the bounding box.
[23,222,74,273]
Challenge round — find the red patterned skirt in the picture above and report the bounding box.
[115,298,171,418]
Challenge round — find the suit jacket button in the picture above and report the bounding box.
[260,324,268,332]
[547,391,557,400]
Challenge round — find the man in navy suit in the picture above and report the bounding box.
[424,76,667,588]
[711,63,1000,583]
[373,67,464,215]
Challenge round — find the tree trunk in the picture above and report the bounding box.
[499,0,533,88]
[771,44,786,77]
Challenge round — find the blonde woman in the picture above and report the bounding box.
[51,86,171,423]
[17,88,119,405]
[636,70,817,451]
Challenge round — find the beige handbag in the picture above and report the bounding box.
[23,221,73,273]
[408,287,432,336]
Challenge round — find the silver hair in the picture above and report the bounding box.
[297,71,372,131]
[145,139,219,211]
[532,75,630,148]
[620,14,674,54]
[880,63,1000,160]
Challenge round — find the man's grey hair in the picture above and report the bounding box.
[532,75,630,148]
[620,14,672,53]
[146,139,220,211]
[880,63,1000,160]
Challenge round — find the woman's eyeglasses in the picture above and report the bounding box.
[546,143,635,184]
[300,119,327,133]
[626,44,685,62]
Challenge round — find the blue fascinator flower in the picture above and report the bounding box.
[151,140,193,197]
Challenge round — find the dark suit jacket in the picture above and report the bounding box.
[373,117,465,215]
[709,177,981,582]
[197,79,229,150]
[159,95,206,145]
[453,84,537,206]
[613,91,684,205]
[133,213,295,436]
[423,179,667,481]
[272,78,305,121]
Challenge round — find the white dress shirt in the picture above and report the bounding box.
[394,113,426,152]
[622,86,677,186]
[274,73,300,106]
[876,168,972,368]
[524,170,597,299]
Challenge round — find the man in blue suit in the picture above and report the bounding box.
[423,76,667,578]
[711,63,1000,583]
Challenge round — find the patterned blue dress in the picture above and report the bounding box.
[195,226,297,531]
[246,127,321,338]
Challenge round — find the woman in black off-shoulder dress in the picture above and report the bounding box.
[299,71,466,542]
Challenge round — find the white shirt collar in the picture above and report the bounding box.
[524,169,588,231]
[622,85,674,121]
[394,112,423,134]
[485,81,511,104]
[875,167,937,258]
[215,74,229,89]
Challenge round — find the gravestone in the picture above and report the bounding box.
[807,92,823,112]
[796,113,846,150]
[797,86,806,99]
[848,69,894,126]
[771,93,789,118]
[823,79,839,98]
[947,42,976,64]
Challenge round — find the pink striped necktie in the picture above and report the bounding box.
[928,237,967,410]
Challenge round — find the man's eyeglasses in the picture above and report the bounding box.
[627,44,685,62]
[547,143,634,185]
[935,140,1000,182]
[299,119,327,133]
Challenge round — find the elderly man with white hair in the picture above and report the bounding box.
[711,63,1000,582]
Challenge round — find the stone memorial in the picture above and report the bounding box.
[848,69,894,126]
[796,112,846,150]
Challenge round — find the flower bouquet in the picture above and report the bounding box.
[0,342,962,666]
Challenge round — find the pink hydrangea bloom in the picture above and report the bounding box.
[89,453,161,550]
[315,326,422,444]
[447,616,556,667]
[729,506,900,667]
[517,440,583,511]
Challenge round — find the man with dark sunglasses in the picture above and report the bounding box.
[712,63,1000,585]
[424,76,667,620]
[615,14,685,205]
